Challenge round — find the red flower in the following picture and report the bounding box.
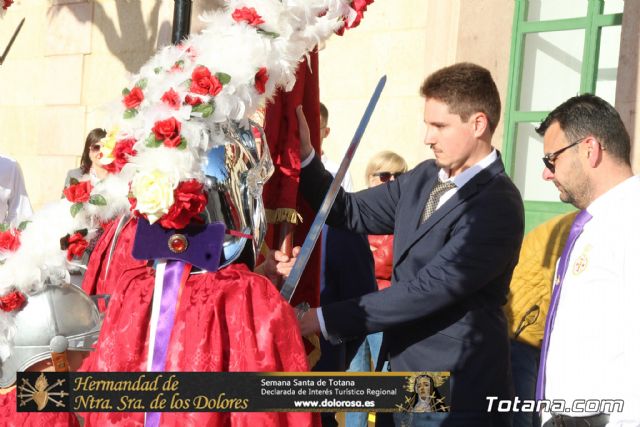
[161,88,181,110]
[0,291,26,312]
[152,117,182,148]
[159,180,207,229]
[254,67,269,94]
[232,7,265,26]
[184,95,203,106]
[171,61,184,72]
[190,66,222,96]
[66,232,89,261]
[123,87,144,109]
[103,138,137,173]
[336,0,374,35]
[0,229,20,252]
[2,0,13,10]
[63,181,93,203]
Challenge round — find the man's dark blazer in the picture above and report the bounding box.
[301,152,524,417]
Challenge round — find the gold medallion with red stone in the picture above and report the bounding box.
[168,234,188,253]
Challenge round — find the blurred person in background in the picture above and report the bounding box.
[0,154,32,227]
[365,151,409,291]
[314,102,376,427]
[345,151,408,427]
[319,102,353,191]
[64,128,108,188]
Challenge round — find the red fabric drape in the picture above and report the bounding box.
[263,52,322,310]
[81,219,316,426]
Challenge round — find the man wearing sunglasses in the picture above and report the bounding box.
[535,94,640,427]
[297,63,525,427]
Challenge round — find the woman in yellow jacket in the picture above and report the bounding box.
[506,211,576,427]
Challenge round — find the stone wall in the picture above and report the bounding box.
[1,0,638,207]
[0,0,173,209]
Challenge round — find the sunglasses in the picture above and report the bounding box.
[542,138,584,173]
[372,171,403,183]
[90,143,102,152]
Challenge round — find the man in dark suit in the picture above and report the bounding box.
[297,63,524,426]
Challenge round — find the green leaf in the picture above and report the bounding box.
[0,223,9,232]
[192,102,214,118]
[70,203,83,217]
[216,72,231,85]
[146,134,162,148]
[89,194,107,206]
[123,108,138,119]
[154,66,163,74]
[69,178,79,186]
[17,220,30,231]
[183,79,193,89]
[257,29,280,38]
[122,87,130,96]
[177,137,187,150]
[135,78,148,90]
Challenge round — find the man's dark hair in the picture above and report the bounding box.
[536,94,631,165]
[420,63,501,133]
[319,102,328,123]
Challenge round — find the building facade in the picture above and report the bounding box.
[1,0,638,230]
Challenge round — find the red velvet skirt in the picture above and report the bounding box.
[81,219,316,426]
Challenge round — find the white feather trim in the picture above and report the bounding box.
[0,0,363,366]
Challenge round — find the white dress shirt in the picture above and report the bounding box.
[0,155,33,226]
[320,153,353,192]
[305,149,499,340]
[544,176,640,425]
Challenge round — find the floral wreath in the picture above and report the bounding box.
[0,0,373,362]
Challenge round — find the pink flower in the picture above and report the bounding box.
[161,88,181,110]
[232,7,265,26]
[255,67,268,94]
[0,229,20,252]
[152,118,182,148]
[190,66,222,96]
[0,291,25,312]
[123,87,144,109]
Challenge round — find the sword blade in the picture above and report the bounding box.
[0,18,25,65]
[280,75,387,302]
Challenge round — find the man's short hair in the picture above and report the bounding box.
[319,102,329,124]
[536,94,631,165]
[420,63,501,133]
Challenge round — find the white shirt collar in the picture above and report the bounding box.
[586,175,640,218]
[437,149,498,189]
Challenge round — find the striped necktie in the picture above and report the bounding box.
[421,179,456,224]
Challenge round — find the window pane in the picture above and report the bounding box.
[527,0,588,21]
[595,25,621,104]
[519,30,585,111]
[513,123,561,202]
[603,0,624,14]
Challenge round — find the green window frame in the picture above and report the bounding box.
[503,0,623,233]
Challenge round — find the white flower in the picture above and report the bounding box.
[99,126,120,166]
[130,169,177,224]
